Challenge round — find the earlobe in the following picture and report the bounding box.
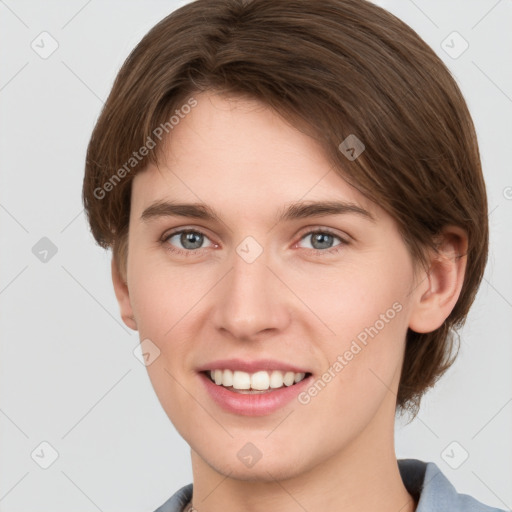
[111,258,138,331]
[408,227,468,334]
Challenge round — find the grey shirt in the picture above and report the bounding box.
[154,458,507,512]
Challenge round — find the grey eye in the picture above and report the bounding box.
[300,231,342,250]
[166,230,212,251]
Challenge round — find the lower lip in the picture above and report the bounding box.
[198,371,313,416]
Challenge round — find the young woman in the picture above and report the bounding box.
[82,1,505,510]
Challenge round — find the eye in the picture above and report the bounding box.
[296,229,348,255]
[162,229,214,256]
[160,227,348,257]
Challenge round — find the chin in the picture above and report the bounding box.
[208,454,308,482]
[203,436,315,478]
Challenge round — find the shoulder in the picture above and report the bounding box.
[398,458,507,512]
[153,483,193,512]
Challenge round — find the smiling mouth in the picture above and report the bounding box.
[202,370,313,394]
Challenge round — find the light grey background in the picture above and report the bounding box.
[0,1,511,511]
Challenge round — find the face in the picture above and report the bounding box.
[121,91,422,481]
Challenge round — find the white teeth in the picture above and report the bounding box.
[208,369,307,390]
[233,370,251,390]
[251,371,269,390]
[222,369,233,387]
[283,371,296,386]
[269,370,284,389]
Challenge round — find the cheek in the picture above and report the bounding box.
[298,252,412,408]
[298,253,411,343]
[126,257,205,427]
[127,250,209,336]
[127,253,219,387]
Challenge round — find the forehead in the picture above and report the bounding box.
[131,91,379,221]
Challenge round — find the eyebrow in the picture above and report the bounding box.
[140,199,376,224]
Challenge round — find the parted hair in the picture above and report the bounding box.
[83,0,488,419]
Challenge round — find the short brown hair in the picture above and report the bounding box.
[83,0,488,419]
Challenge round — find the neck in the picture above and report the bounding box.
[188,403,417,512]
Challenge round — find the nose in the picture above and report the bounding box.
[212,247,291,341]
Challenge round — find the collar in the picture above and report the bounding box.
[398,458,504,511]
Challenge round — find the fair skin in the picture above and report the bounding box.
[112,91,467,512]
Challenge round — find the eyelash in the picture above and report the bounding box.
[160,227,349,257]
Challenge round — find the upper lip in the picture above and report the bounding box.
[197,358,311,374]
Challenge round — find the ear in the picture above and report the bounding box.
[408,226,468,333]
[111,257,138,331]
